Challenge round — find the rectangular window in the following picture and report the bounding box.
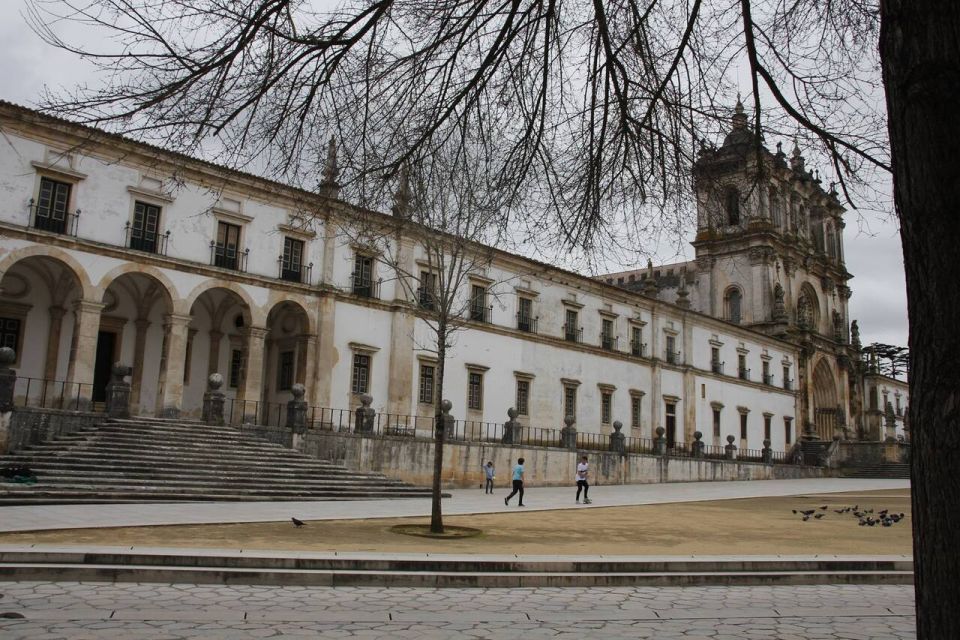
[351,353,370,394]
[564,309,579,342]
[601,319,614,350]
[418,271,437,310]
[783,365,792,390]
[418,363,435,404]
[468,371,484,410]
[280,237,305,282]
[666,335,677,364]
[215,221,242,270]
[764,415,772,441]
[0,317,20,351]
[740,413,748,440]
[665,401,677,447]
[563,386,577,420]
[517,297,534,331]
[762,360,771,385]
[712,408,721,439]
[34,177,72,234]
[516,379,530,416]
[630,395,641,430]
[353,254,374,297]
[738,354,748,380]
[130,201,161,253]
[630,326,643,356]
[229,349,243,388]
[277,350,295,391]
[711,347,722,374]
[470,285,488,322]
[785,418,793,445]
[601,391,612,424]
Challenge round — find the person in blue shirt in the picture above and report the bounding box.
[483,461,496,494]
[504,457,525,507]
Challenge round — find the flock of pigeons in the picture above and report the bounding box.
[791,504,907,527]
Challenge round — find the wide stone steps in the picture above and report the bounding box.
[0,418,432,504]
[0,547,914,587]
[839,464,910,479]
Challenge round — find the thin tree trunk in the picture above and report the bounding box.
[880,2,960,636]
[430,323,447,533]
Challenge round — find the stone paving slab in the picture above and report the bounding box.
[0,478,909,533]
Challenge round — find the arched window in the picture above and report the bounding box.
[724,187,740,226]
[769,187,781,228]
[725,287,742,324]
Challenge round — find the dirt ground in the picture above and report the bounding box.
[0,489,912,556]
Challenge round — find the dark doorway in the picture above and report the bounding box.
[92,330,116,403]
[665,402,677,449]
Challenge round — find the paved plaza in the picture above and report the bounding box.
[0,581,915,639]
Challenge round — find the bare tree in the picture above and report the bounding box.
[25,0,960,633]
[338,131,514,533]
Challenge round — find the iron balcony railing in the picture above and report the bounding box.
[739,367,751,381]
[13,377,95,412]
[469,305,492,323]
[417,287,436,311]
[665,350,681,364]
[516,313,538,333]
[351,274,382,299]
[712,360,725,375]
[210,241,249,272]
[630,340,647,357]
[125,222,170,255]
[763,373,774,386]
[564,324,583,343]
[277,257,313,284]
[784,378,794,391]
[29,200,80,236]
[600,334,618,351]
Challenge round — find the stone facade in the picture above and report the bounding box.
[0,102,806,452]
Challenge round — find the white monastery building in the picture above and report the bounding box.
[0,101,907,452]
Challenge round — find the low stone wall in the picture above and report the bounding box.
[833,441,910,467]
[5,407,104,452]
[298,431,825,488]
[237,423,292,448]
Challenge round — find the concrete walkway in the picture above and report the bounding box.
[0,478,908,533]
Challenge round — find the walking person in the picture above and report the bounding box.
[575,455,591,504]
[483,461,496,494]
[504,457,525,507]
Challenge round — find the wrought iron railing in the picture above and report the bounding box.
[210,242,249,272]
[712,360,725,375]
[277,257,313,284]
[564,324,583,343]
[516,313,538,333]
[630,340,647,357]
[29,201,80,236]
[351,274,382,299]
[125,222,170,255]
[13,377,95,411]
[600,334,618,351]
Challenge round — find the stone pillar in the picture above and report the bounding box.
[725,434,738,460]
[287,383,308,432]
[202,374,226,426]
[104,364,132,418]
[691,430,705,458]
[609,420,625,454]
[206,330,223,377]
[238,326,269,421]
[0,347,15,455]
[761,438,773,464]
[312,295,336,408]
[65,300,105,403]
[354,393,375,434]
[560,415,577,450]
[157,313,193,418]
[653,426,667,455]
[129,318,151,410]
[502,407,519,445]
[43,305,66,381]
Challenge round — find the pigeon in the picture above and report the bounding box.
[833,509,846,514]
[799,509,816,516]
[291,517,306,528]
[802,514,811,522]
[819,505,828,510]
[814,513,826,519]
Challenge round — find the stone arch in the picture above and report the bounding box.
[182,280,264,326]
[797,283,821,332]
[723,285,743,324]
[812,357,841,440]
[264,300,314,402]
[95,264,178,310]
[0,246,96,302]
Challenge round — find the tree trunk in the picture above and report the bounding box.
[430,324,447,533]
[880,2,960,636]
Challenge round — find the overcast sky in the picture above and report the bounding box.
[0,1,909,348]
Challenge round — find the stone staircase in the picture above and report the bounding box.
[0,418,433,504]
[838,463,911,480]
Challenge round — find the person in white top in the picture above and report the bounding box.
[575,455,591,504]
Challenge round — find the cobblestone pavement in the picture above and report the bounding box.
[0,581,915,639]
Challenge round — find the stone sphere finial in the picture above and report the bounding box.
[726,434,736,445]
[291,383,306,400]
[613,420,623,433]
[564,415,575,428]
[0,346,15,367]
[694,430,703,441]
[441,399,452,414]
[655,426,665,437]
[207,373,224,391]
[507,407,518,419]
[763,438,771,448]
[111,362,132,378]
[360,394,373,407]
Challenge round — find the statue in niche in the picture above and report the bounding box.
[796,294,811,329]
[772,282,787,321]
[851,320,861,351]
[833,310,845,342]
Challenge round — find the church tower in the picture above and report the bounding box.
[691,100,857,441]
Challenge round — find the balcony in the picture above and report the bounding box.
[763,373,774,386]
[711,360,724,375]
[417,287,436,311]
[516,313,538,333]
[564,324,583,343]
[665,350,680,365]
[469,305,492,323]
[738,367,751,381]
[277,257,313,284]
[210,241,249,272]
[600,334,618,351]
[125,222,170,255]
[352,274,381,299]
[29,200,80,236]
[784,378,794,391]
[630,340,646,357]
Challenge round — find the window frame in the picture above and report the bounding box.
[515,379,530,416]
[280,236,306,282]
[467,370,484,411]
[277,350,295,391]
[418,362,436,405]
[351,353,371,395]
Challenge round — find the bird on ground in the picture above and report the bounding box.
[819,505,828,510]
[799,509,816,516]
[814,513,826,519]
[833,509,846,514]
[291,517,306,528]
